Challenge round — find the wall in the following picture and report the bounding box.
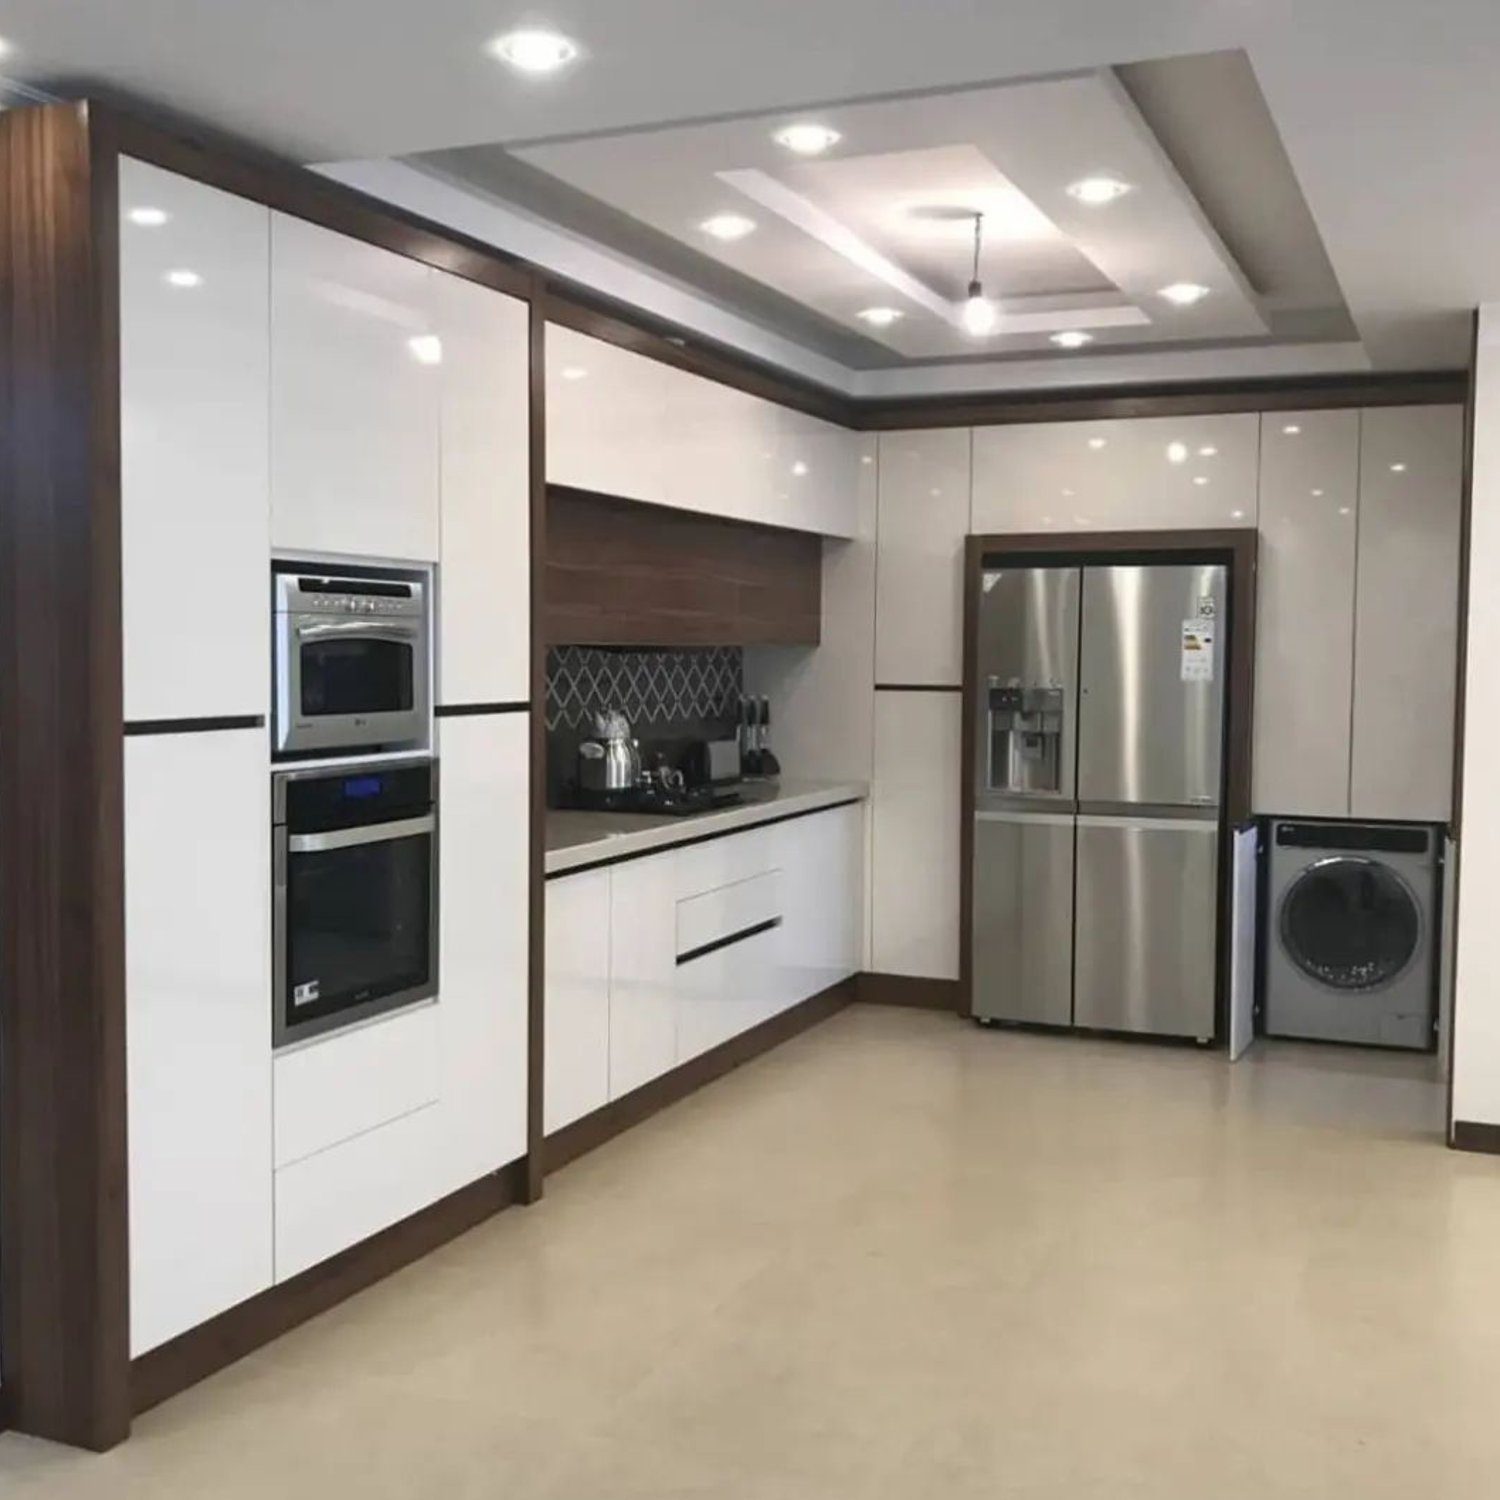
[1451,309,1494,1130]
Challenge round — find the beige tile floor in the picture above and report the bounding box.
[3,1004,1497,1499]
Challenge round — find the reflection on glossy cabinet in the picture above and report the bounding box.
[608,850,679,1098]
[119,159,270,721]
[872,691,962,979]
[876,429,972,685]
[126,729,272,1354]
[434,272,530,705]
[971,413,1259,534]
[544,868,612,1133]
[1352,405,1465,822]
[1252,410,1360,815]
[270,214,440,560]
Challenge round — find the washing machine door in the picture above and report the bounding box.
[1279,856,1421,991]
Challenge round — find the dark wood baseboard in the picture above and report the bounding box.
[131,1158,529,1418]
[1450,1121,1500,1155]
[857,972,965,1013]
[544,977,855,1173]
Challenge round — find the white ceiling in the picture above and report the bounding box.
[3,0,1496,388]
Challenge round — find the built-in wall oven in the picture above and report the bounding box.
[273,759,438,1048]
[273,568,430,759]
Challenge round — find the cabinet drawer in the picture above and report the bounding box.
[675,824,776,899]
[676,869,782,962]
[273,1003,440,1169]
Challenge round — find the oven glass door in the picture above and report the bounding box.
[279,814,436,1044]
[298,626,416,719]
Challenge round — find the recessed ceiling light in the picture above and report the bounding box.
[164,269,202,289]
[1067,176,1131,206]
[1231,509,1246,519]
[1390,462,1408,472]
[489,28,579,74]
[407,335,443,365]
[129,206,169,228]
[861,454,874,465]
[700,213,756,241]
[774,123,841,156]
[858,306,903,327]
[1166,442,1189,465]
[1159,282,1211,307]
[1198,445,1218,458]
[792,460,809,477]
[1087,437,1108,450]
[1282,424,1302,436]
[1312,488,1325,497]
[560,365,587,381]
[1051,330,1093,349]
[1338,505,1352,516]
[1193,476,1210,487]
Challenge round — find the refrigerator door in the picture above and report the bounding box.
[974,565,1080,809]
[971,810,1075,1025]
[1077,563,1226,810]
[1073,814,1219,1038]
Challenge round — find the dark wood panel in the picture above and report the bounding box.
[858,973,965,1012]
[543,979,854,1172]
[545,487,822,647]
[1450,1121,1500,1155]
[132,1164,526,1415]
[526,279,548,1205]
[857,372,1469,431]
[0,101,132,1450]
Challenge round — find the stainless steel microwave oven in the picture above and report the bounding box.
[273,569,430,758]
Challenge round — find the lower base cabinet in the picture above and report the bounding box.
[543,803,865,1131]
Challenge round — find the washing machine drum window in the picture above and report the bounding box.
[1279,856,1421,991]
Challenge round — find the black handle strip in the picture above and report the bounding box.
[676,916,783,967]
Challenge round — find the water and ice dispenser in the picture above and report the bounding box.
[986,679,1065,795]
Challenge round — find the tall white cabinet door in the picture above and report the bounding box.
[875,429,972,685]
[544,868,612,1134]
[776,804,864,1006]
[1252,410,1360,816]
[126,729,272,1354]
[433,272,530,706]
[270,215,440,561]
[608,851,679,1098]
[434,712,530,1193]
[1351,404,1465,822]
[119,159,270,722]
[871,691,962,979]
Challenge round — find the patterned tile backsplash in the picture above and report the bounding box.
[545,645,743,733]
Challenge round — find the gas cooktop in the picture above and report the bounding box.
[561,784,744,818]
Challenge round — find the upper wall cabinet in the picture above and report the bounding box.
[971,414,1260,533]
[875,429,972,686]
[270,215,441,561]
[546,324,859,539]
[1350,405,1465,822]
[432,273,531,706]
[1253,410,1361,816]
[119,159,270,722]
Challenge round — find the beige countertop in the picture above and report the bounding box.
[545,778,869,876]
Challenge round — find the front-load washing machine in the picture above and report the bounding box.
[1264,820,1438,1050]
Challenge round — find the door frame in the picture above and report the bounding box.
[959,528,1259,1043]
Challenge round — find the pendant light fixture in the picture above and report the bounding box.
[961,211,997,336]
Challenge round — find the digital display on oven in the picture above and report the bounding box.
[342,775,385,800]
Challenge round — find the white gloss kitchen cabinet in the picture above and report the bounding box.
[546,323,860,539]
[543,804,865,1134]
[119,157,271,722]
[1252,404,1464,822]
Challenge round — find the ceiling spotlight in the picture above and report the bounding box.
[1312,488,1325,497]
[792,460,809,477]
[858,307,903,328]
[1166,442,1189,465]
[700,213,756,241]
[1339,505,1352,515]
[1231,510,1246,519]
[774,122,841,156]
[960,212,997,337]
[1159,282,1211,306]
[1282,424,1302,436]
[1067,176,1131,206]
[407,335,444,365]
[489,28,579,74]
[1088,437,1108,450]
[1051,330,1094,349]
[1199,445,1218,458]
[1193,475,1210,487]
[164,269,202,289]
[1390,462,1408,473]
[128,206,169,228]
[560,365,588,381]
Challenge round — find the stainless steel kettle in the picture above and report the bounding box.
[580,709,641,793]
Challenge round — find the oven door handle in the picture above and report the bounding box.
[295,620,420,642]
[288,814,435,854]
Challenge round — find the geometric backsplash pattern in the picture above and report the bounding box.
[545,645,744,732]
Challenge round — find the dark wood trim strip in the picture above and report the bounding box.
[874,683,963,693]
[544,797,867,880]
[1451,1121,1500,1155]
[124,714,265,736]
[131,1162,525,1416]
[858,973,965,1012]
[677,916,782,967]
[434,701,530,718]
[543,977,854,1173]
[0,100,132,1452]
[855,371,1469,431]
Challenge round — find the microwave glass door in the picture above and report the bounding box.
[299,631,415,719]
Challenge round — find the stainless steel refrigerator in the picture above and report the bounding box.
[972,563,1226,1039]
